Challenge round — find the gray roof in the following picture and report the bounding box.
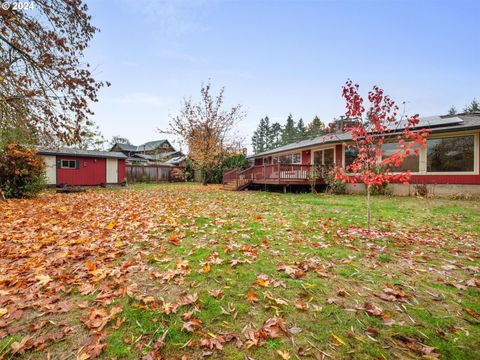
[164,155,186,165]
[37,147,127,159]
[112,140,173,153]
[249,113,480,159]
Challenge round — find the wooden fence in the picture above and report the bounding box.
[126,165,184,183]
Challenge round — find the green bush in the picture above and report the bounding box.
[0,143,46,198]
[324,167,346,194]
[207,154,249,184]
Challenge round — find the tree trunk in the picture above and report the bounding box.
[366,185,371,232]
[0,189,5,201]
[202,170,208,186]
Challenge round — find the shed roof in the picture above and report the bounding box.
[37,148,127,159]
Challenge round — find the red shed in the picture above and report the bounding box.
[37,148,127,186]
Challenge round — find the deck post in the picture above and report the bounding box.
[277,162,280,184]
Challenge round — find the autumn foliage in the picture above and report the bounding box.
[163,82,244,185]
[0,142,45,198]
[0,0,108,145]
[331,80,430,229]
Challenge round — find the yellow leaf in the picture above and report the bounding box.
[202,264,211,273]
[331,332,347,346]
[106,220,117,230]
[115,241,124,247]
[277,350,291,360]
[36,274,52,286]
[0,308,7,317]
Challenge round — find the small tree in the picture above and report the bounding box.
[0,143,45,199]
[162,82,244,185]
[332,80,429,231]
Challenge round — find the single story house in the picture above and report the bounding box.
[37,148,127,186]
[225,113,480,196]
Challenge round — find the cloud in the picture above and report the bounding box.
[104,92,169,107]
[120,0,210,37]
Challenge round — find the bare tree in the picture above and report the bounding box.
[0,0,109,146]
[161,82,244,185]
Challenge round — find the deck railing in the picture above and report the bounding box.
[223,164,331,189]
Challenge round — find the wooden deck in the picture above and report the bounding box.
[223,164,327,191]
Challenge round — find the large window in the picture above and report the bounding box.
[313,148,335,166]
[277,153,301,164]
[344,147,359,168]
[381,142,420,172]
[427,135,475,172]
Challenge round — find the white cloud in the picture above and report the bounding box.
[104,92,169,107]
[120,0,210,37]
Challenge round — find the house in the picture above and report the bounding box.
[38,148,127,186]
[110,140,185,165]
[224,113,480,196]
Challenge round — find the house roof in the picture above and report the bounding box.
[111,140,173,153]
[164,155,186,165]
[37,148,127,159]
[249,113,480,159]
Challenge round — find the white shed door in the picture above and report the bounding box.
[41,155,57,185]
[106,158,118,183]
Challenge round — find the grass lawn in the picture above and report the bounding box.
[0,183,479,359]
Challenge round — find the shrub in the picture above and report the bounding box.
[325,167,346,194]
[370,181,391,195]
[170,167,185,182]
[206,154,249,184]
[0,143,46,198]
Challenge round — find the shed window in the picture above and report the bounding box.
[61,160,78,169]
[427,135,475,172]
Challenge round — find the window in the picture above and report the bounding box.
[61,160,78,169]
[313,148,335,166]
[278,153,301,164]
[344,147,359,168]
[381,142,420,172]
[427,135,475,172]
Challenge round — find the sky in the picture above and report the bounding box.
[86,0,480,152]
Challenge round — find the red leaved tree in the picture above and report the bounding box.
[332,80,430,231]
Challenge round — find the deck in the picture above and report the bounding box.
[222,164,327,191]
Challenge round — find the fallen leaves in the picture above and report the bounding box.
[82,305,122,331]
[182,319,203,332]
[0,184,478,359]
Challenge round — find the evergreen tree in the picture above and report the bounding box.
[464,98,480,114]
[251,116,271,153]
[296,118,306,140]
[448,106,457,115]
[260,116,271,151]
[306,116,326,137]
[270,122,282,149]
[281,114,297,145]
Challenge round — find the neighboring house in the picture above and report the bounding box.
[225,113,480,196]
[37,148,127,186]
[110,140,186,166]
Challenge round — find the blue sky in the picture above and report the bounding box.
[86,0,480,151]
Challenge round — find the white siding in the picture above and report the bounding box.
[106,158,118,183]
[41,155,57,185]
